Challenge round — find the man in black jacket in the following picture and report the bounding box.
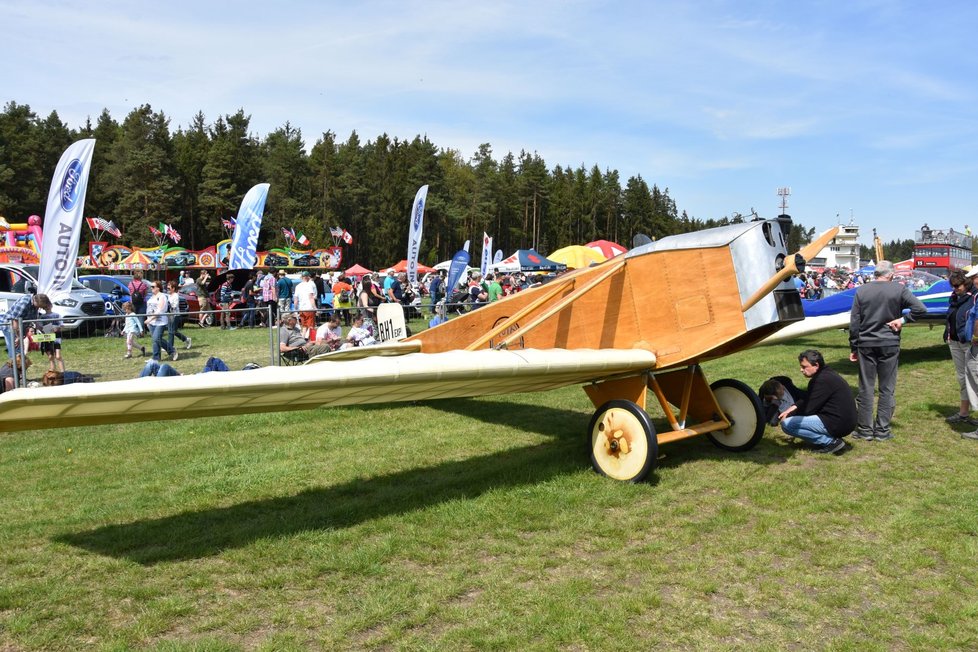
[849,260,927,441]
[778,349,857,455]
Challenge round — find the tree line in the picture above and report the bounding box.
[0,101,814,268]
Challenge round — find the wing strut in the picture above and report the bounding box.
[491,258,627,350]
[463,275,580,351]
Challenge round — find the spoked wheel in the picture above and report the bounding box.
[588,400,657,483]
[707,379,765,451]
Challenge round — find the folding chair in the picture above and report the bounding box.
[280,348,309,366]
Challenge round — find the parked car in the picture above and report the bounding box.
[79,274,131,318]
[291,253,320,267]
[81,273,200,317]
[0,263,105,334]
[164,251,197,267]
[175,283,202,316]
[264,253,289,267]
[80,274,131,303]
[205,271,251,325]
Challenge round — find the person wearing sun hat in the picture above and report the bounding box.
[276,269,293,315]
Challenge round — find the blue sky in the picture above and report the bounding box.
[2,0,976,244]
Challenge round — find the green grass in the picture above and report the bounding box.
[2,327,977,650]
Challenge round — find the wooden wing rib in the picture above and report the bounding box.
[0,348,657,433]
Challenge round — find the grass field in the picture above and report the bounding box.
[1,326,977,650]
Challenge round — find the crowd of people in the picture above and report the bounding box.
[792,265,938,301]
[793,268,881,300]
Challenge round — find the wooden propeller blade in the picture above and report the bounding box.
[741,226,840,313]
[799,227,840,262]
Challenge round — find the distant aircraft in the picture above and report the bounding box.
[762,270,950,345]
[1,217,838,483]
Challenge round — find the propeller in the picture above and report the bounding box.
[741,226,840,313]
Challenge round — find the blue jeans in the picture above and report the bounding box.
[139,360,181,377]
[780,414,834,445]
[1,324,14,360]
[241,302,255,327]
[167,316,188,350]
[151,324,173,360]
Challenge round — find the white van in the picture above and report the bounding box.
[0,263,106,333]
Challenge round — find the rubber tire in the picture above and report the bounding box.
[588,400,657,483]
[707,378,765,451]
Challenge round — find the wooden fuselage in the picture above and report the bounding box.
[409,220,802,369]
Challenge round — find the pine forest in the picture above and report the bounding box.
[0,101,822,268]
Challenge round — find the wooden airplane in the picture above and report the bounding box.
[0,217,838,483]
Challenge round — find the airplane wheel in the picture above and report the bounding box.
[707,379,765,451]
[588,400,657,483]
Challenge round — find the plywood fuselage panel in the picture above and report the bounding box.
[410,246,746,370]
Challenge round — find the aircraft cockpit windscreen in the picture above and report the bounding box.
[893,269,943,291]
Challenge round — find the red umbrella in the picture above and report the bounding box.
[344,263,373,276]
[380,259,435,274]
[586,240,627,259]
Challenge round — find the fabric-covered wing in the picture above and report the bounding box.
[760,311,852,344]
[0,348,657,433]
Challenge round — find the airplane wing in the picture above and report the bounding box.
[761,279,950,345]
[0,348,657,433]
[760,311,851,344]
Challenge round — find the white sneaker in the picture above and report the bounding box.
[185,337,192,350]
[171,350,179,361]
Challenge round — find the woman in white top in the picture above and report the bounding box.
[145,280,176,362]
[166,280,191,354]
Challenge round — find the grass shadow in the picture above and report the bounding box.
[58,399,798,565]
[656,427,799,472]
[432,398,798,470]
[420,397,587,440]
[57,402,585,565]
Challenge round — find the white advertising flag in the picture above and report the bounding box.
[480,232,492,276]
[228,183,270,270]
[406,184,429,283]
[38,138,96,300]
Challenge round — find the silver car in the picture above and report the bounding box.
[0,263,106,334]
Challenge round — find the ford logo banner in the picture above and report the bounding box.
[60,159,84,211]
